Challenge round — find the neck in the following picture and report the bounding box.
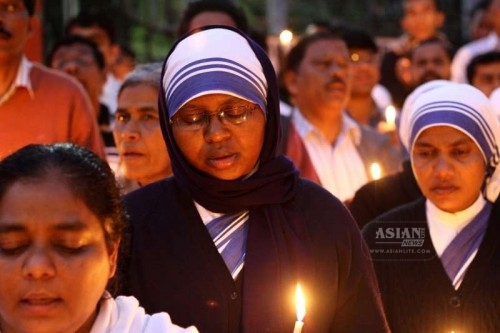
[347,95,376,125]
[0,56,22,97]
[297,104,343,143]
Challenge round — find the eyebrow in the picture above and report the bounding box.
[414,137,472,147]
[116,106,158,113]
[0,221,89,234]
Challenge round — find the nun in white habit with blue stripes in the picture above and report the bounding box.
[364,81,500,333]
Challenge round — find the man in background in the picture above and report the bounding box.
[0,0,103,159]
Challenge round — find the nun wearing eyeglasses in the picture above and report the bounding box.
[363,82,500,333]
[120,26,389,333]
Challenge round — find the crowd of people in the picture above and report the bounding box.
[0,0,499,332]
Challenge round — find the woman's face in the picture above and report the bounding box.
[0,172,118,333]
[171,94,266,180]
[114,84,172,186]
[412,126,487,213]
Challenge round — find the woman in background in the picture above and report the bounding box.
[113,63,172,194]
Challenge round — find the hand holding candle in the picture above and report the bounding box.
[293,283,306,333]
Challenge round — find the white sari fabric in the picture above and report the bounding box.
[90,294,198,333]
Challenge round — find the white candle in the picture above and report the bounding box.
[378,105,397,132]
[385,105,397,129]
[370,162,382,180]
[293,283,306,333]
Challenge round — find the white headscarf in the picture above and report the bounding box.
[399,82,500,202]
[162,27,267,118]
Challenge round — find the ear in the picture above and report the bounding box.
[109,44,120,66]
[434,11,445,29]
[283,70,299,97]
[108,240,120,278]
[27,15,40,38]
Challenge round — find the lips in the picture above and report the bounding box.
[207,152,238,169]
[20,293,63,314]
[430,184,458,196]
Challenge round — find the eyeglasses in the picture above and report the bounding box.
[170,104,260,131]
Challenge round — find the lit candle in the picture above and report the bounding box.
[378,105,397,132]
[370,162,382,180]
[279,29,294,51]
[293,283,306,333]
[385,105,397,128]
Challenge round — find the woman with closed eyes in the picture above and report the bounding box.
[121,26,389,333]
[0,143,197,333]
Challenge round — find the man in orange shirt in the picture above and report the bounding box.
[0,0,104,159]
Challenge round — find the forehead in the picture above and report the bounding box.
[189,11,237,30]
[476,62,500,72]
[412,43,448,60]
[53,43,95,59]
[404,0,437,12]
[304,38,349,58]
[415,125,472,143]
[118,84,159,105]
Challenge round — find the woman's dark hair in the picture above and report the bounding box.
[0,143,126,292]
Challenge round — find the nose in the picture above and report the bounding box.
[203,116,230,143]
[117,120,141,141]
[22,247,56,280]
[433,154,454,179]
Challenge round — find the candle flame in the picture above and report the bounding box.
[295,283,306,321]
[280,29,294,47]
[385,105,397,126]
[370,162,382,180]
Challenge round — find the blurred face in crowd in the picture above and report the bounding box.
[114,84,171,186]
[188,11,237,31]
[285,38,352,117]
[412,126,486,213]
[488,0,500,35]
[0,0,37,62]
[401,0,444,41]
[0,171,118,333]
[469,8,492,40]
[68,25,117,68]
[410,41,451,87]
[50,42,106,111]
[471,62,500,97]
[349,48,380,97]
[171,94,265,180]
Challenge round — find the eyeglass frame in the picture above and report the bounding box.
[169,104,261,131]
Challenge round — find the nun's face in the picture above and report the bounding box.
[171,94,265,180]
[412,126,486,213]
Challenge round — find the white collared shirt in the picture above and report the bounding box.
[292,109,368,201]
[451,32,500,83]
[0,56,34,106]
[426,195,487,289]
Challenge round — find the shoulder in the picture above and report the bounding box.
[30,64,87,95]
[123,178,179,219]
[96,295,198,332]
[454,34,496,59]
[372,197,426,222]
[292,179,359,236]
